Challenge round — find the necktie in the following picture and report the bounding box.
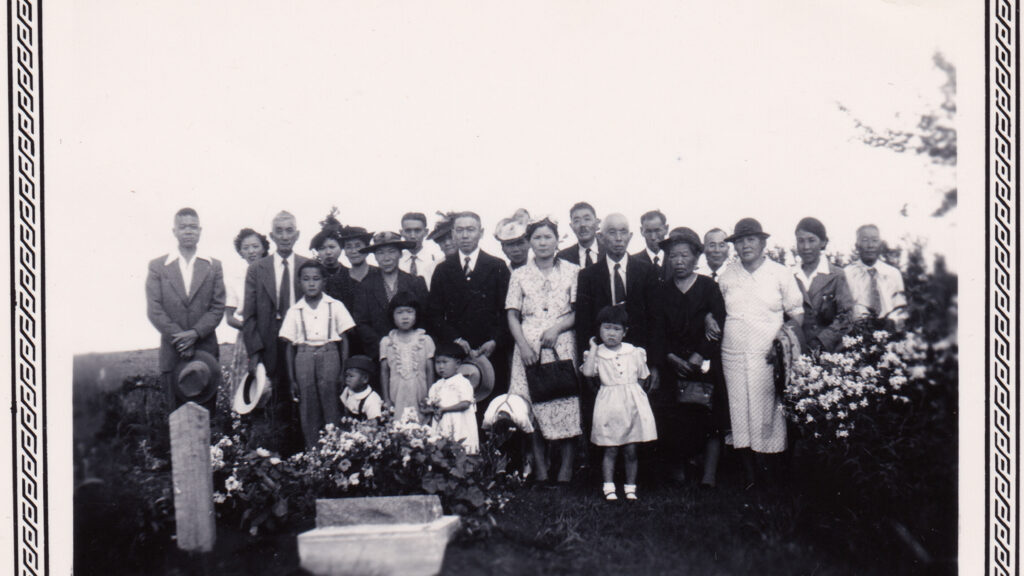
[867,267,882,316]
[278,257,291,318]
[653,255,660,268]
[585,248,594,268]
[409,254,418,277]
[463,257,472,278]
[613,263,626,304]
[711,270,717,281]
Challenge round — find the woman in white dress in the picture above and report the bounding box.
[507,218,581,484]
[717,218,803,486]
[224,228,270,398]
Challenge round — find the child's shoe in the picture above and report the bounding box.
[624,484,638,501]
[602,482,618,501]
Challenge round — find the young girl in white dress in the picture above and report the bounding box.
[581,305,658,501]
[421,342,479,454]
[379,291,435,423]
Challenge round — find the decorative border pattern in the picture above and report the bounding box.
[8,0,46,574]
[988,0,1019,575]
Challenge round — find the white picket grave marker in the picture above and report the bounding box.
[169,401,216,552]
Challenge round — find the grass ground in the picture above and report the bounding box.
[72,347,954,576]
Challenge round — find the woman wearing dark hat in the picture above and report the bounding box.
[717,218,804,486]
[653,227,728,488]
[427,212,458,258]
[310,208,348,281]
[337,225,377,284]
[793,217,854,352]
[350,231,429,360]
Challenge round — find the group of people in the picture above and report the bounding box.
[146,203,907,500]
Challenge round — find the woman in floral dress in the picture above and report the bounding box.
[507,218,581,483]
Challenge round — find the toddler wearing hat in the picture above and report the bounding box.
[340,355,384,420]
[421,342,479,454]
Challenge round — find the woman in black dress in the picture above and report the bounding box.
[654,227,728,488]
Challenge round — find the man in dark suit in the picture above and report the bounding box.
[351,231,430,360]
[427,212,511,398]
[146,207,226,414]
[556,201,602,268]
[575,213,663,439]
[632,209,669,280]
[243,211,309,452]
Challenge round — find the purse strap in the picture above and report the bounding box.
[538,345,563,362]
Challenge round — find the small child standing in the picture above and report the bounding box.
[580,305,658,501]
[379,291,435,423]
[421,342,479,454]
[340,355,384,419]
[280,261,356,449]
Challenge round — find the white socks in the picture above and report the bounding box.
[624,484,638,500]
[602,482,618,501]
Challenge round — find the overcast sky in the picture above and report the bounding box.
[47,0,962,353]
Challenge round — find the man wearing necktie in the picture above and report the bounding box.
[399,212,442,289]
[556,201,602,267]
[632,209,669,281]
[575,213,663,441]
[244,211,309,453]
[427,212,512,402]
[843,224,908,328]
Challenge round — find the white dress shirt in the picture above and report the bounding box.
[605,255,629,301]
[793,256,832,289]
[165,248,211,298]
[278,294,356,345]
[458,247,482,275]
[646,248,664,268]
[578,243,598,267]
[400,243,442,289]
[844,259,908,321]
[273,252,298,310]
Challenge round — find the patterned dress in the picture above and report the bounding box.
[506,260,582,440]
[718,258,803,453]
[226,267,250,398]
[380,328,435,423]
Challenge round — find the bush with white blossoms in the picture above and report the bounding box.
[783,323,930,441]
[211,412,514,536]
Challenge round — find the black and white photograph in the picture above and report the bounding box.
[3,0,1006,574]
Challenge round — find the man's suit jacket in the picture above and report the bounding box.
[351,271,429,359]
[242,253,309,376]
[427,251,511,349]
[556,243,602,268]
[574,255,662,362]
[797,263,854,352]
[146,254,226,373]
[631,249,669,281]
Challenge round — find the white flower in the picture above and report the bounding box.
[872,330,890,341]
[269,457,281,466]
[805,414,815,423]
[256,448,271,458]
[349,473,360,486]
[212,491,226,504]
[836,429,850,439]
[225,475,242,493]
[909,365,927,380]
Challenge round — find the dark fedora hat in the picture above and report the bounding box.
[659,226,704,254]
[358,231,415,254]
[337,225,373,244]
[725,217,770,243]
[172,349,221,406]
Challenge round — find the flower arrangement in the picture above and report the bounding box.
[212,412,514,536]
[783,322,931,441]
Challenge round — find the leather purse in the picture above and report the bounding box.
[525,348,579,404]
[676,379,714,410]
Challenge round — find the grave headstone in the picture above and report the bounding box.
[169,402,216,552]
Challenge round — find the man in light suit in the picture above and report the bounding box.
[427,212,511,400]
[146,207,226,413]
[243,211,309,452]
[556,201,602,268]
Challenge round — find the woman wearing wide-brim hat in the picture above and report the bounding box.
[350,232,429,360]
[716,217,804,488]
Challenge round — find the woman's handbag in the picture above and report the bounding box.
[525,347,579,403]
[676,379,714,410]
